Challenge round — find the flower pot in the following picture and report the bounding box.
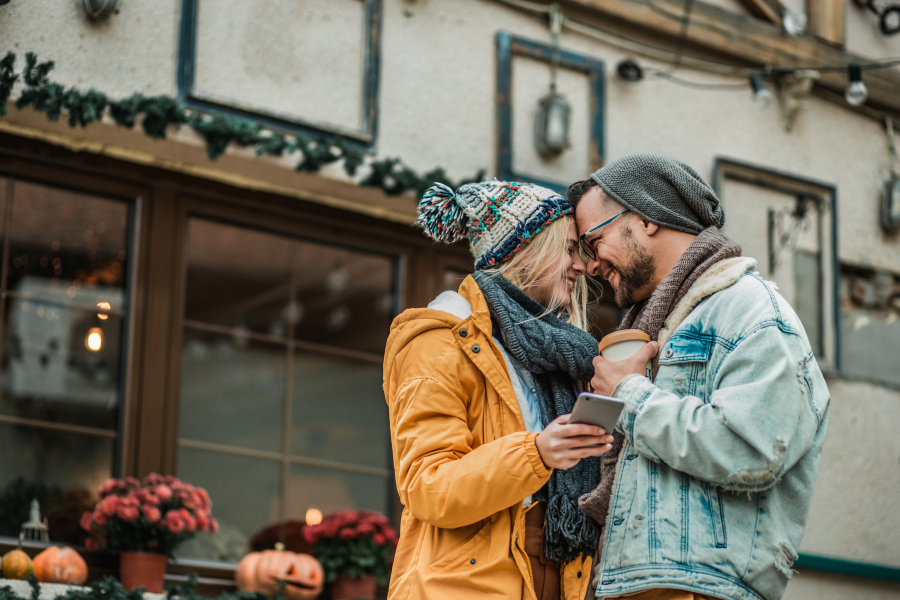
[119,551,167,593]
[330,574,377,600]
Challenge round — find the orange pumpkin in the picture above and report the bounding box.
[32,546,88,585]
[236,548,324,600]
[1,549,34,580]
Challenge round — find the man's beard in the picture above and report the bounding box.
[613,226,655,308]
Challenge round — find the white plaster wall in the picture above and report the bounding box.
[2,0,900,594]
[786,569,900,600]
[0,0,179,97]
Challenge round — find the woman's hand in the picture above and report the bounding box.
[535,414,614,470]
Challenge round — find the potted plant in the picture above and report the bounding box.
[302,510,397,600]
[80,474,218,593]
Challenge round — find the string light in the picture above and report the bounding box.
[749,74,773,110]
[845,63,868,106]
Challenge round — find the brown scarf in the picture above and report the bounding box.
[578,227,741,537]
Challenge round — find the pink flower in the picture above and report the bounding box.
[117,505,140,522]
[84,538,99,552]
[179,509,196,532]
[92,509,108,527]
[125,477,140,489]
[143,473,165,487]
[303,529,318,544]
[121,493,140,508]
[142,506,161,523]
[155,485,173,501]
[165,510,185,533]
[80,511,94,532]
[357,522,376,535]
[339,528,356,540]
[373,534,385,545]
[197,488,211,509]
[98,496,119,517]
[98,479,123,498]
[195,512,210,532]
[209,518,219,534]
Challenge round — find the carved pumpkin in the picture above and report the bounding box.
[1,549,34,580]
[236,548,324,600]
[32,546,88,585]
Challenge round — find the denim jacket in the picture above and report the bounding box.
[595,258,830,600]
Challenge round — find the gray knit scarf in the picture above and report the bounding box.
[578,227,741,534]
[473,271,602,563]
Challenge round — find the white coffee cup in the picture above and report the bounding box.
[597,329,652,378]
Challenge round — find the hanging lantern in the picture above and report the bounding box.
[534,90,571,159]
[22,499,49,543]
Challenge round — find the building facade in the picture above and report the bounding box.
[1,0,899,597]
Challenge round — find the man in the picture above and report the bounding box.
[570,153,829,600]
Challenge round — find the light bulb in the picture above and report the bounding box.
[86,327,104,352]
[749,74,772,110]
[305,508,323,526]
[845,63,868,106]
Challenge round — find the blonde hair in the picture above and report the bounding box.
[482,216,591,331]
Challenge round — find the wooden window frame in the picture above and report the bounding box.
[176,0,384,149]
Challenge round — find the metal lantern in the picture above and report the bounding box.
[534,89,571,159]
[22,498,49,542]
[82,0,118,20]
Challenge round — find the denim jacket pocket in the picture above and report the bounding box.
[658,333,714,398]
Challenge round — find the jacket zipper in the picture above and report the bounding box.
[517,506,536,598]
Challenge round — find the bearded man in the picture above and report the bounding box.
[569,153,829,600]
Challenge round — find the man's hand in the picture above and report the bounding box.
[535,414,614,470]
[591,341,660,397]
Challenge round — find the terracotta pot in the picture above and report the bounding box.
[119,551,167,593]
[330,574,377,600]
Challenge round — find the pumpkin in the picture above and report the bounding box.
[1,548,34,580]
[236,548,324,600]
[32,546,88,585]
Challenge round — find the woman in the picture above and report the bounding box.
[383,181,614,600]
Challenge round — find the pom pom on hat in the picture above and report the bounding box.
[415,183,469,244]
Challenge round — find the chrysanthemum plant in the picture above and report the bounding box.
[302,510,397,585]
[80,474,218,555]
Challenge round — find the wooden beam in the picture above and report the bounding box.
[563,0,900,113]
[738,0,783,26]
[807,0,846,47]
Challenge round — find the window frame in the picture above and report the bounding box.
[495,31,606,193]
[711,157,841,373]
[176,0,383,150]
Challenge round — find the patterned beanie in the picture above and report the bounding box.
[416,181,572,270]
[589,152,725,235]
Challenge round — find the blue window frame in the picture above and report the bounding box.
[495,31,606,193]
[177,0,382,149]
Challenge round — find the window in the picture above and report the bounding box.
[0,177,132,544]
[177,0,383,147]
[713,158,839,370]
[175,218,395,562]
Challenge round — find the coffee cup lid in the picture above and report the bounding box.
[597,329,651,353]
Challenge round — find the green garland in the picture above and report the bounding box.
[0,52,485,197]
[0,575,279,600]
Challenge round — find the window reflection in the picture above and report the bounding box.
[0,179,131,545]
[177,218,395,562]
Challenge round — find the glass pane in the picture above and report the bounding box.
[185,219,292,336]
[285,463,388,523]
[0,423,113,545]
[840,267,900,387]
[8,181,128,312]
[1,303,123,429]
[179,330,285,453]
[291,351,388,469]
[293,242,394,355]
[176,447,281,562]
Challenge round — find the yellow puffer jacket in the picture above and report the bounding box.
[383,276,593,600]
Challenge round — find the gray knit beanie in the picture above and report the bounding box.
[589,153,724,235]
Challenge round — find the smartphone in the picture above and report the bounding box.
[569,392,625,433]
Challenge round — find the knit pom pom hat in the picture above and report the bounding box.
[416,181,573,270]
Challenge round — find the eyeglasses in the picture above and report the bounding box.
[579,209,628,260]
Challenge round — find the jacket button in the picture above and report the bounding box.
[472,345,481,353]
[613,518,623,525]
[459,328,468,338]
[470,558,476,565]
[665,348,673,358]
[577,572,582,578]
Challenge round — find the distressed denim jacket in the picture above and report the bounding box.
[595,261,830,600]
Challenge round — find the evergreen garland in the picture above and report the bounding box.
[0,575,278,600]
[0,52,485,197]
